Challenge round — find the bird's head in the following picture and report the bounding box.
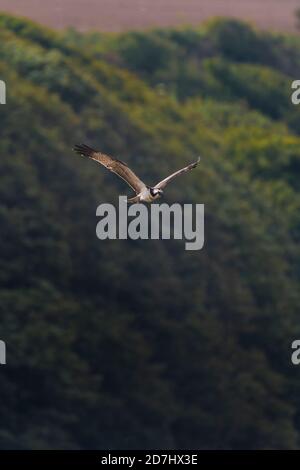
[150,187,163,199]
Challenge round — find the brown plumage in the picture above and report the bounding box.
[74,144,146,194]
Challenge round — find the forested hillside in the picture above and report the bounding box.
[0,14,300,449]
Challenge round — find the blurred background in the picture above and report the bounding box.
[0,0,300,32]
[0,0,300,450]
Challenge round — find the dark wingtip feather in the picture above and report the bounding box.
[191,156,201,169]
[73,144,96,158]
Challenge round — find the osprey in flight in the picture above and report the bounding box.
[74,144,200,203]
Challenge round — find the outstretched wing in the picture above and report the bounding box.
[74,144,146,194]
[154,157,201,190]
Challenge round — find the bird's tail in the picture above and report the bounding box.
[74,144,97,158]
[127,195,140,203]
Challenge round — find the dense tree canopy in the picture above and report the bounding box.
[0,14,300,449]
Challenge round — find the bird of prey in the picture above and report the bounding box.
[74,144,200,203]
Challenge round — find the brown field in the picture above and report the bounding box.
[0,0,299,33]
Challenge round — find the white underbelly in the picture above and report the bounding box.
[140,193,153,202]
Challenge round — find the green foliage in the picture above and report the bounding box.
[66,18,300,123]
[0,14,300,449]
